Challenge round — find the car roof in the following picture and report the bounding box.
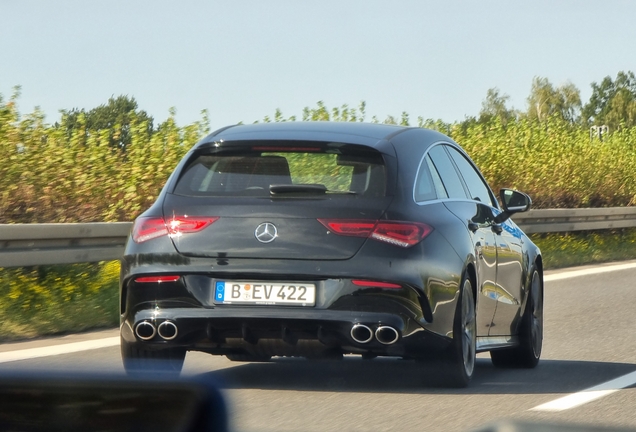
[198,121,451,150]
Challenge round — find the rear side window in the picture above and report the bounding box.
[446,147,496,207]
[173,143,386,198]
[414,155,448,202]
[428,145,468,200]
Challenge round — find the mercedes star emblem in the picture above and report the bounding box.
[254,222,278,243]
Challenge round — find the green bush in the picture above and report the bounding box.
[2,97,636,225]
[450,117,636,208]
[0,261,119,341]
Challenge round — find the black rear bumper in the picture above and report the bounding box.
[121,306,451,359]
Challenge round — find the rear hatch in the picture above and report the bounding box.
[161,140,394,260]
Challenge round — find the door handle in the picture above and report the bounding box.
[468,222,479,232]
[491,224,503,234]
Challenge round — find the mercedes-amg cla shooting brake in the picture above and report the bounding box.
[120,121,543,387]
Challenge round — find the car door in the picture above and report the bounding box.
[445,146,524,337]
[426,145,498,338]
[489,217,525,335]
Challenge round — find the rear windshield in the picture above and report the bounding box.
[173,143,386,198]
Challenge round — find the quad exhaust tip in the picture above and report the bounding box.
[135,321,156,341]
[350,324,373,344]
[135,320,179,341]
[375,326,399,345]
[158,321,178,340]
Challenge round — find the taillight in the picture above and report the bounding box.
[135,275,181,283]
[317,220,375,237]
[352,280,402,289]
[318,219,432,248]
[370,222,432,248]
[132,216,219,243]
[132,218,169,243]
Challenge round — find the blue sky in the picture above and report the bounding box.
[2,0,635,129]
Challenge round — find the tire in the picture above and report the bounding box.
[225,353,272,362]
[121,337,186,375]
[490,268,543,368]
[442,274,476,388]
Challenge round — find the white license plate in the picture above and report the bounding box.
[214,281,316,306]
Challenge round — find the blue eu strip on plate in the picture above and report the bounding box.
[215,282,225,301]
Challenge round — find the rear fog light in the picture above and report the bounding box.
[135,275,181,283]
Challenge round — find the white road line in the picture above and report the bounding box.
[534,262,636,410]
[544,262,636,282]
[531,370,636,412]
[0,337,120,364]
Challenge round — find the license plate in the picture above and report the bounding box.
[214,281,316,306]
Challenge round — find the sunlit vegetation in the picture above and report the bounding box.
[0,261,119,341]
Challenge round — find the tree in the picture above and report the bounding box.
[526,77,581,123]
[582,71,636,129]
[478,88,516,125]
[60,95,153,150]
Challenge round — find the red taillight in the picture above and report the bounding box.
[132,218,169,243]
[135,275,181,283]
[132,216,219,243]
[371,222,432,248]
[318,219,432,248]
[317,220,375,237]
[352,280,402,289]
[165,217,219,235]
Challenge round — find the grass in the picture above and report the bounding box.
[530,229,636,269]
[0,229,635,342]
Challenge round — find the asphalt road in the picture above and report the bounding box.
[1,261,636,431]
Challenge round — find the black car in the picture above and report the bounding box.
[119,121,543,387]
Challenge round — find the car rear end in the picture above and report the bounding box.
[120,130,451,363]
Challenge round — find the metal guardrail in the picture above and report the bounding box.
[0,222,131,268]
[1,207,636,268]
[511,207,636,234]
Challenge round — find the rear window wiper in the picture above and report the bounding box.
[269,184,328,195]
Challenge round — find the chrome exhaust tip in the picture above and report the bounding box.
[350,324,373,344]
[375,326,399,345]
[157,321,178,341]
[135,321,156,341]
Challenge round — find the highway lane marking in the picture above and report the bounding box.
[530,370,636,412]
[544,261,636,282]
[536,262,636,410]
[0,337,120,364]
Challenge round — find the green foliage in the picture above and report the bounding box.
[525,77,581,123]
[479,88,516,125]
[0,97,206,223]
[60,95,154,150]
[3,97,636,225]
[298,101,367,122]
[531,229,636,269]
[0,261,120,341]
[582,71,636,129]
[449,115,636,208]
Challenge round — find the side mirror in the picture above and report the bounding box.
[493,189,532,224]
